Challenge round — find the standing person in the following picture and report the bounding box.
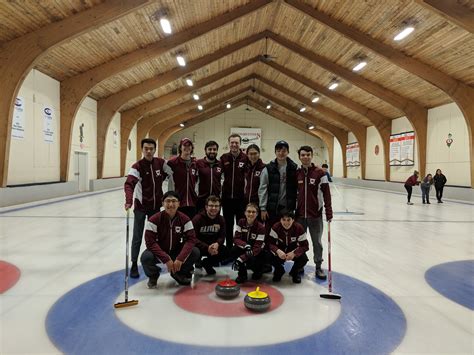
[321,163,333,182]
[404,170,420,205]
[220,134,248,248]
[192,196,227,275]
[296,146,333,280]
[196,141,222,212]
[165,138,198,219]
[434,169,447,203]
[140,191,200,288]
[124,138,168,279]
[268,211,309,283]
[231,203,266,283]
[244,144,265,205]
[420,174,434,204]
[258,140,298,231]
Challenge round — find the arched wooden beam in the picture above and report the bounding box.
[414,0,474,33]
[0,0,151,187]
[262,60,392,180]
[285,0,474,185]
[266,30,428,179]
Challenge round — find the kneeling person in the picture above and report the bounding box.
[231,203,266,283]
[269,211,309,283]
[141,191,200,288]
[192,195,227,275]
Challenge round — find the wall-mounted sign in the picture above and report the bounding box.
[43,106,55,143]
[346,142,360,167]
[12,97,25,139]
[230,127,261,152]
[390,131,415,166]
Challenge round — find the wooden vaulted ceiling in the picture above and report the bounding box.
[1,0,473,186]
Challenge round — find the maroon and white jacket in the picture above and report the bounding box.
[166,156,198,207]
[296,164,333,220]
[220,151,248,200]
[196,158,223,201]
[124,157,168,212]
[192,211,226,253]
[233,218,266,262]
[144,210,197,263]
[244,159,266,204]
[268,221,309,258]
[405,175,419,186]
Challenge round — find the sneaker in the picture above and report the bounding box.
[130,262,139,278]
[315,268,327,280]
[407,202,414,205]
[439,200,443,203]
[147,276,159,288]
[292,274,302,283]
[272,266,285,282]
[235,270,248,284]
[427,202,431,204]
[170,272,191,286]
[422,201,426,204]
[251,272,262,280]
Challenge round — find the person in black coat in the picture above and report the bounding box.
[433,169,447,203]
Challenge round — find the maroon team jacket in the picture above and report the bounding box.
[296,164,333,220]
[192,211,226,253]
[233,218,266,262]
[268,221,309,258]
[166,156,198,207]
[124,157,167,212]
[244,159,266,204]
[405,175,419,186]
[196,158,223,201]
[144,210,197,263]
[220,151,248,200]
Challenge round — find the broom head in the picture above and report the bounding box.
[320,292,342,300]
[114,299,139,308]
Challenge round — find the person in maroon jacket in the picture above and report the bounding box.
[244,144,265,205]
[124,138,169,279]
[220,134,248,248]
[196,140,222,212]
[296,146,333,280]
[165,138,198,219]
[230,203,266,283]
[140,191,200,288]
[268,211,309,283]
[404,170,420,205]
[192,195,227,275]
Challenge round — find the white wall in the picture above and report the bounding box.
[426,102,470,186]
[102,112,121,178]
[7,69,61,185]
[365,126,385,180]
[332,136,344,178]
[166,106,327,164]
[390,116,419,183]
[346,132,361,179]
[125,123,138,175]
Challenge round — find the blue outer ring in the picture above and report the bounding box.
[46,267,406,355]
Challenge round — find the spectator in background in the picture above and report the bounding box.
[434,169,447,203]
[321,163,333,182]
[404,170,420,205]
[420,173,433,204]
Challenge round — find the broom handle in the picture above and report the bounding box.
[125,209,130,302]
[327,221,332,293]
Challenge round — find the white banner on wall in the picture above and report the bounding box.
[43,106,55,143]
[230,127,261,152]
[390,131,415,166]
[346,142,360,167]
[12,97,25,139]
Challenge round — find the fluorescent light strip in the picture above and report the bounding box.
[394,26,414,41]
[328,83,338,90]
[299,106,306,112]
[311,96,320,103]
[160,18,172,34]
[352,61,367,72]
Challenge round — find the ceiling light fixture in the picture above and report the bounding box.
[311,93,320,103]
[394,26,414,41]
[176,54,186,67]
[266,102,272,109]
[352,61,367,72]
[160,18,172,34]
[192,93,199,101]
[179,122,185,127]
[328,79,339,91]
[307,124,315,130]
[185,77,193,87]
[197,104,203,111]
[299,105,306,112]
[226,103,231,109]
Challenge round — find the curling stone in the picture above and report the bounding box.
[215,279,240,299]
[244,286,271,312]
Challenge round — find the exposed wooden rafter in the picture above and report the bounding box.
[414,0,474,33]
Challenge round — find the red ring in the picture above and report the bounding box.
[0,261,21,294]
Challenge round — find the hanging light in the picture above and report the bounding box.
[311,93,320,103]
[394,26,414,41]
[176,54,186,67]
[226,103,231,109]
[197,104,203,111]
[179,122,185,127]
[185,77,193,87]
[192,93,199,101]
[307,124,315,130]
[299,104,306,112]
[328,79,339,90]
[352,61,367,72]
[160,18,172,34]
[266,101,272,109]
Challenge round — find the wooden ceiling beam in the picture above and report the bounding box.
[0,0,151,187]
[414,0,474,33]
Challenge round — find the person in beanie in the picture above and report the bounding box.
[192,195,227,275]
[196,141,222,212]
[404,170,420,205]
[268,211,309,283]
[124,138,169,279]
[420,173,433,204]
[244,144,265,205]
[165,138,198,218]
[433,169,447,203]
[296,146,333,280]
[220,134,248,248]
[258,140,298,232]
[140,191,200,288]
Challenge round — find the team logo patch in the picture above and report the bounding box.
[216,167,221,173]
[242,228,248,233]
[191,169,196,175]
[155,170,161,177]
[238,162,244,168]
[309,178,316,185]
[251,233,256,239]
[291,237,297,242]
[175,226,181,233]
[255,171,261,176]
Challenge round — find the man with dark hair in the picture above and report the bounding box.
[296,145,333,280]
[192,195,227,275]
[321,163,333,182]
[268,211,309,283]
[140,191,200,287]
[196,141,222,212]
[245,144,265,205]
[124,138,169,278]
[258,140,298,231]
[220,134,248,248]
[165,138,198,219]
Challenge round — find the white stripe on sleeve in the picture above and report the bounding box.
[183,220,194,232]
[256,234,265,241]
[269,229,278,239]
[297,232,307,242]
[128,168,140,178]
[235,225,242,232]
[146,221,157,233]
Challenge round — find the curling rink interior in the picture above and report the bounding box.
[1,184,472,354]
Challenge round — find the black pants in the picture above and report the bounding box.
[230,246,268,275]
[131,209,159,263]
[178,206,197,219]
[435,186,444,201]
[199,244,230,266]
[140,247,200,279]
[271,253,308,274]
[222,198,245,248]
[404,185,413,202]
